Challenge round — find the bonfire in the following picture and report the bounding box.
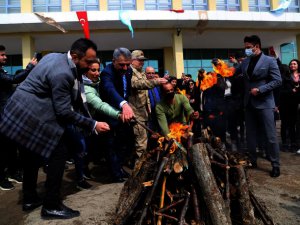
[114,123,274,225]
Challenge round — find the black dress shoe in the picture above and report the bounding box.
[41,203,80,219]
[23,198,43,211]
[270,167,280,178]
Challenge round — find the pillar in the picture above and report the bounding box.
[22,35,35,68]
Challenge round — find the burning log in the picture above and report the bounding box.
[114,124,274,225]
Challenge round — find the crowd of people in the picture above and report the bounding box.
[0,34,299,220]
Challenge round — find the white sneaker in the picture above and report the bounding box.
[297,149,300,154]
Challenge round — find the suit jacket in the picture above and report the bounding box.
[235,53,282,109]
[0,53,95,158]
[100,63,132,110]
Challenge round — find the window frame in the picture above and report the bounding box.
[0,0,21,14]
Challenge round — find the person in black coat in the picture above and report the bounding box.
[0,45,37,191]
[279,59,300,152]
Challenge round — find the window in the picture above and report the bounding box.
[107,0,136,10]
[286,0,300,12]
[0,0,20,13]
[248,0,270,12]
[280,43,297,65]
[182,0,208,10]
[33,0,61,12]
[216,0,240,11]
[71,0,99,11]
[2,54,22,74]
[183,49,241,80]
[144,0,171,10]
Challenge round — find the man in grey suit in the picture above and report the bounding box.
[234,35,282,177]
[0,38,110,218]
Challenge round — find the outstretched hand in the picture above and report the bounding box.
[30,57,38,66]
[95,122,110,133]
[190,111,199,120]
[121,103,135,123]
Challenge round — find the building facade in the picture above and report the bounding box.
[0,0,299,79]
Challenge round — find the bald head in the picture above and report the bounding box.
[146,66,156,79]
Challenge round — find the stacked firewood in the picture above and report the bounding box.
[114,124,274,225]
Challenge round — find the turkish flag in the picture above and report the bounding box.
[76,11,90,39]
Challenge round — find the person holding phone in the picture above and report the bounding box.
[0,45,37,191]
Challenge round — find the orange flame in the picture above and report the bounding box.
[213,59,235,77]
[200,71,218,91]
[167,123,189,153]
[200,59,235,91]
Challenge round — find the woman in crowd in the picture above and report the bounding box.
[279,59,300,152]
[83,58,127,182]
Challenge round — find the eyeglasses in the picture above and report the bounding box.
[146,72,155,74]
[118,63,131,67]
[89,68,100,72]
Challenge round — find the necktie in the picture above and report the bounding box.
[123,74,127,98]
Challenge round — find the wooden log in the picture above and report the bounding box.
[249,190,275,225]
[136,155,170,225]
[235,165,257,225]
[157,175,167,225]
[179,191,190,225]
[114,153,157,225]
[189,143,232,225]
[190,184,201,225]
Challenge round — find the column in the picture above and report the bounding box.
[61,0,70,12]
[172,0,182,10]
[22,35,35,68]
[172,30,184,79]
[163,47,174,76]
[21,0,32,13]
[270,0,279,10]
[240,0,249,11]
[136,0,145,10]
[100,0,108,11]
[207,0,216,10]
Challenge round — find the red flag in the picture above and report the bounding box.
[76,11,90,39]
[169,9,185,13]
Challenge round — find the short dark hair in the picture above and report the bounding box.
[168,76,177,82]
[0,45,6,52]
[244,35,261,49]
[70,38,97,58]
[198,68,205,74]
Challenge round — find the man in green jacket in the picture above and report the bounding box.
[156,82,199,136]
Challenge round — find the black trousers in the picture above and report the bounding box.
[0,133,20,181]
[21,133,68,208]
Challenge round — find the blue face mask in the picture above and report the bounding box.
[245,48,254,57]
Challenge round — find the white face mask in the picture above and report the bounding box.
[245,48,254,57]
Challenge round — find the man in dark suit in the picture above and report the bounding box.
[234,35,282,177]
[0,38,110,219]
[100,47,135,182]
